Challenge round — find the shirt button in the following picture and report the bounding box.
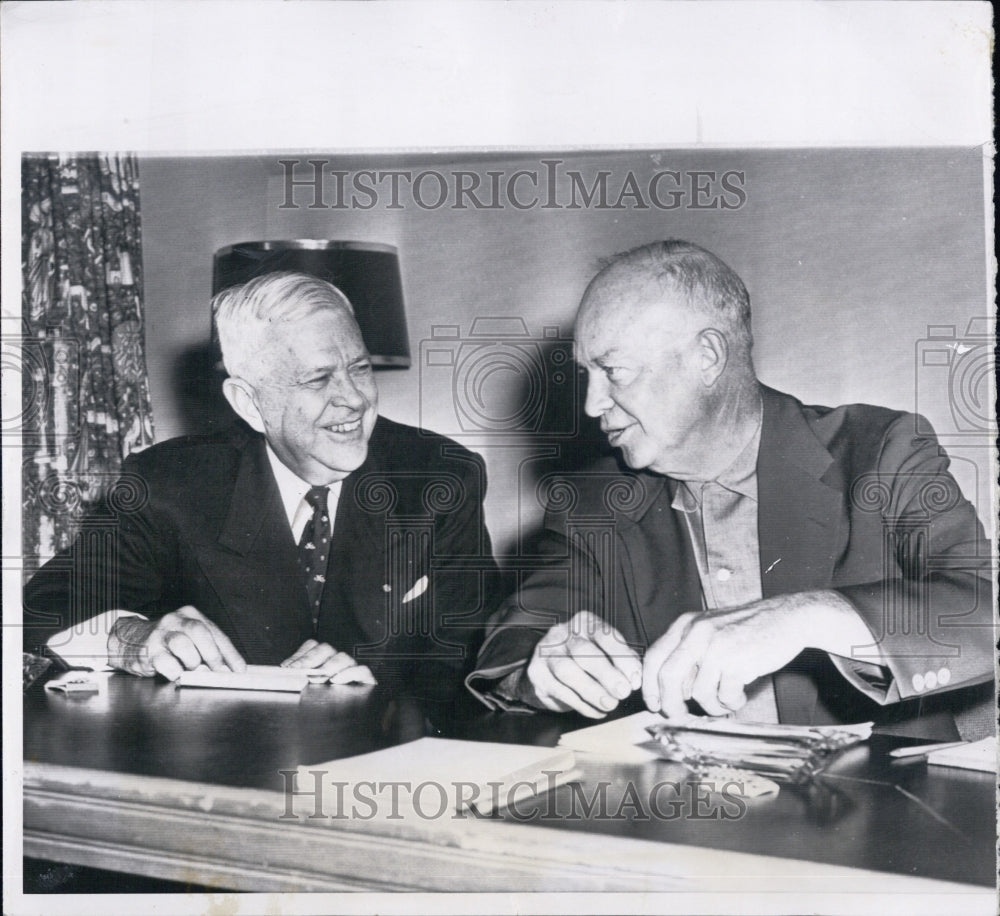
[716,568,732,582]
[937,667,951,686]
[923,671,938,690]
[911,673,925,693]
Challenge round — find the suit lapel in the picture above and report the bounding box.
[615,473,704,648]
[211,435,313,659]
[757,386,845,596]
[756,386,847,723]
[332,422,395,582]
[320,425,393,649]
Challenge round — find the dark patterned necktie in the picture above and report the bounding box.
[298,486,331,627]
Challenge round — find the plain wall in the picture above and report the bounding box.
[139,149,993,555]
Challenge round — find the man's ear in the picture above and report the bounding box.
[698,328,729,387]
[222,377,266,433]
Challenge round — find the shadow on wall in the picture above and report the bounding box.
[168,335,611,566]
[487,337,611,565]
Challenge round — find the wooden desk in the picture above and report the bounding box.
[22,676,996,905]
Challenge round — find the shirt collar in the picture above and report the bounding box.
[264,444,343,530]
[671,401,763,511]
[265,445,313,528]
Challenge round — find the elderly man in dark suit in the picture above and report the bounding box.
[25,272,498,702]
[469,240,994,739]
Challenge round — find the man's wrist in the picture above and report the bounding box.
[810,589,882,662]
[107,615,154,674]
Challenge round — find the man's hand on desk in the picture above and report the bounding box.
[641,589,877,718]
[108,606,247,680]
[520,611,642,719]
[280,639,377,685]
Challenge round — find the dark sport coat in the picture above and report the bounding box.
[469,387,995,739]
[25,417,500,703]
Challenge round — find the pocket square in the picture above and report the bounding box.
[401,575,428,604]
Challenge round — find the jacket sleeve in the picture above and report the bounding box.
[832,415,995,704]
[23,457,172,661]
[466,507,608,710]
[410,450,503,703]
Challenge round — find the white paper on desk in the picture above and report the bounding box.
[927,736,996,773]
[301,737,578,815]
[558,711,667,763]
[175,664,309,692]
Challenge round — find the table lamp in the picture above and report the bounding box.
[212,240,410,368]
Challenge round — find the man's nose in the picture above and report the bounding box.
[328,373,366,410]
[583,372,612,418]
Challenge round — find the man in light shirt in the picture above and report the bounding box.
[469,240,994,739]
[25,272,498,703]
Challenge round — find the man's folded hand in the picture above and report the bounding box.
[280,639,376,685]
[523,610,642,719]
[108,605,246,681]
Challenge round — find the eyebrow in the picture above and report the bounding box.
[577,346,624,366]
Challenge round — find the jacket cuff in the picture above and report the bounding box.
[464,661,537,713]
[45,609,145,670]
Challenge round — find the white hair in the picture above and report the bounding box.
[212,271,354,382]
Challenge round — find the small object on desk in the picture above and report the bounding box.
[926,737,996,773]
[176,664,310,692]
[44,670,112,695]
[698,765,781,799]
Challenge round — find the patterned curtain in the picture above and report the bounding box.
[21,153,155,570]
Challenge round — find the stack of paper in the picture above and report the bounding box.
[559,712,873,777]
[176,664,310,692]
[298,737,579,816]
[927,737,996,773]
[647,716,873,782]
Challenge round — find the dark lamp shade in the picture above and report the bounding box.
[212,240,410,368]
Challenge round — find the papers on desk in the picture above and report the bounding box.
[299,737,579,816]
[559,711,667,763]
[559,711,872,783]
[176,664,310,692]
[927,737,997,773]
[647,716,873,783]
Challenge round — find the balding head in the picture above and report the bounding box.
[574,240,761,480]
[578,239,754,368]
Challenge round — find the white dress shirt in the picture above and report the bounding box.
[265,444,343,544]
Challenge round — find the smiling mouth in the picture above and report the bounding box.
[325,418,363,434]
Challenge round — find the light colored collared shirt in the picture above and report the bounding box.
[670,407,781,722]
[265,445,342,544]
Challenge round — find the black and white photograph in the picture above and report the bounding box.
[3,3,996,916]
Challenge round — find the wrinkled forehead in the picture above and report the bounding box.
[575,273,692,357]
[259,304,366,365]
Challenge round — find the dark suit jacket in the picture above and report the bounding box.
[469,387,995,738]
[25,417,500,703]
